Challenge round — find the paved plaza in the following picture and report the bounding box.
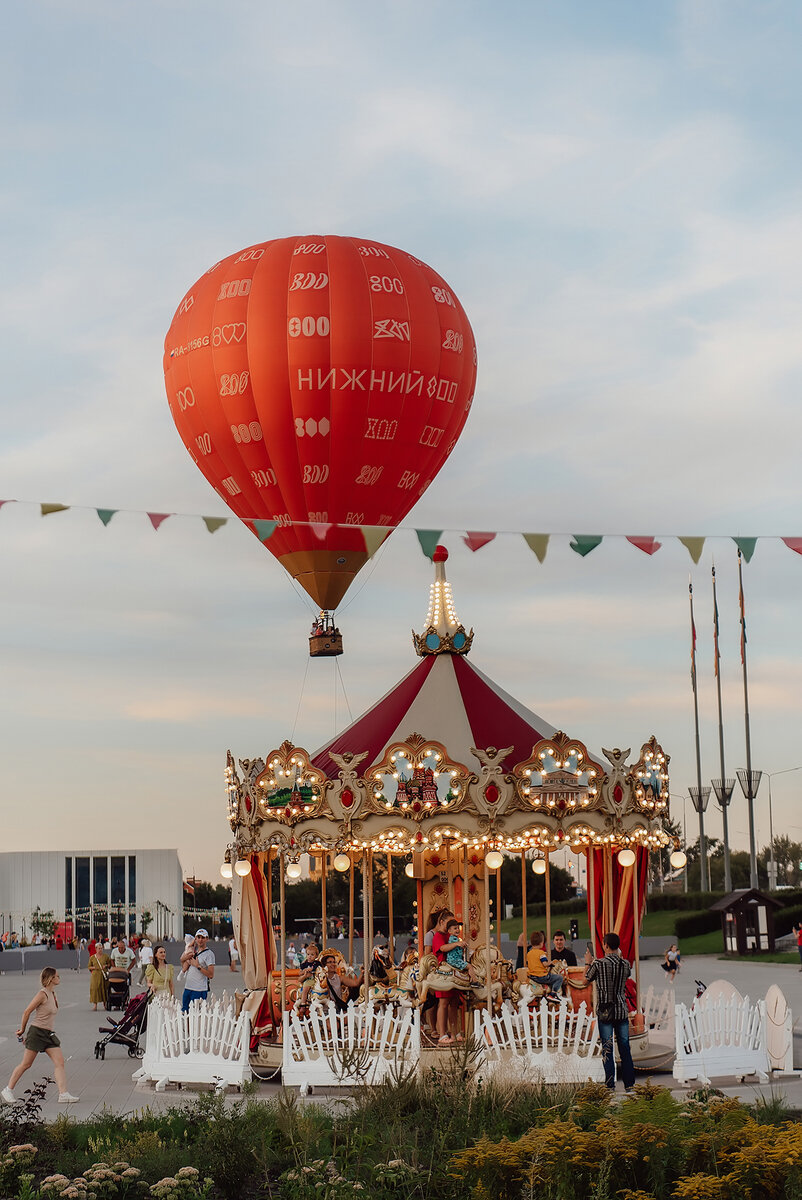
[0,955,800,1120]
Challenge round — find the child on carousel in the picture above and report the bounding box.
[444,919,482,987]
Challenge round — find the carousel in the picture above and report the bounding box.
[224,548,678,1085]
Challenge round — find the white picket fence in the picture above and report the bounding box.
[282,1002,420,1088]
[673,993,768,1085]
[642,986,674,1038]
[132,994,251,1092]
[474,998,604,1083]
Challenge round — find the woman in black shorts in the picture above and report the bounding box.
[2,968,79,1105]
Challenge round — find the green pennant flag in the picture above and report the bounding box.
[253,519,277,543]
[96,509,117,527]
[41,503,69,516]
[570,535,603,557]
[679,537,705,564]
[361,526,391,559]
[202,516,227,534]
[415,530,442,560]
[522,533,550,563]
[733,537,757,563]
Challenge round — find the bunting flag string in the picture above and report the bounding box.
[1,498,802,563]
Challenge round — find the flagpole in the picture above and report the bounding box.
[737,550,760,889]
[689,581,709,891]
[711,565,734,893]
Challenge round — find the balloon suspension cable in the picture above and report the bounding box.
[335,542,388,615]
[290,653,312,744]
[335,656,354,726]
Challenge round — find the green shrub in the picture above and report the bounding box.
[675,910,721,939]
[774,903,802,936]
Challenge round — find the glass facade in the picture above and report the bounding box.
[93,858,108,937]
[75,857,90,939]
[65,857,73,916]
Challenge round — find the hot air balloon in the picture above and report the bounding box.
[164,235,477,652]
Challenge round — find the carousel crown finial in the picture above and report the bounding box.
[412,544,474,656]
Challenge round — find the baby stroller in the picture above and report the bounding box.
[105,967,131,1010]
[95,989,150,1059]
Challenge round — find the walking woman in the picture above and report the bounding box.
[88,940,111,1010]
[145,945,175,997]
[2,968,79,1105]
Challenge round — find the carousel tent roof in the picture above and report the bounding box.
[313,651,562,778]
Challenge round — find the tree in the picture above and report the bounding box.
[30,907,56,938]
[140,909,153,936]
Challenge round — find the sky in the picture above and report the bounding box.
[3,0,802,887]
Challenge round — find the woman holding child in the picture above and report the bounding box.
[431,910,470,1044]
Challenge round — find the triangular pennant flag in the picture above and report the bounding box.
[781,537,802,556]
[147,512,171,531]
[570,535,603,557]
[415,530,443,560]
[41,503,69,516]
[463,531,496,552]
[626,536,662,556]
[96,509,117,527]
[252,519,277,543]
[202,516,227,534]
[733,537,757,563]
[361,526,391,559]
[310,522,332,541]
[679,536,705,564]
[522,533,550,563]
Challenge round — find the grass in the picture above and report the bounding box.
[716,951,799,964]
[501,909,725,955]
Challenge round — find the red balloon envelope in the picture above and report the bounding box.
[164,235,477,610]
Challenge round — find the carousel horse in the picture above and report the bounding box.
[464,945,505,1011]
[416,953,474,1003]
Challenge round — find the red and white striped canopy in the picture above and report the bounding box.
[313,653,562,777]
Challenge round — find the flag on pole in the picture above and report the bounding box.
[738,556,747,666]
[689,580,697,686]
[712,565,720,678]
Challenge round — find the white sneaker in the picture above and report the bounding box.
[57,1093,79,1104]
[1,1087,15,1104]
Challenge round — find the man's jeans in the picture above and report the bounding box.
[181,987,209,1012]
[598,1017,636,1089]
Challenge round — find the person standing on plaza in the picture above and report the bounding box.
[584,932,636,1092]
[180,929,215,1011]
[2,968,78,1105]
[794,923,802,971]
[138,938,154,984]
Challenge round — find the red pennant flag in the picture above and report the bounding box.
[463,531,496,552]
[310,522,332,541]
[626,536,662,556]
[0,500,13,510]
[782,537,802,555]
[147,513,171,531]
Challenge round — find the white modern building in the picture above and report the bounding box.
[0,849,184,941]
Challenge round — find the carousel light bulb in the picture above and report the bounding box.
[617,848,636,867]
[333,853,351,872]
[485,850,504,870]
[532,858,547,875]
[234,858,252,876]
[220,862,233,880]
[286,861,303,880]
[670,849,687,869]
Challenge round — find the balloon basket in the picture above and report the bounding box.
[309,632,343,658]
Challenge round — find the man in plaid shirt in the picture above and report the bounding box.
[584,932,636,1091]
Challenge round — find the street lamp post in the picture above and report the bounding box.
[764,767,802,890]
[711,778,735,893]
[688,786,712,891]
[736,768,763,889]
